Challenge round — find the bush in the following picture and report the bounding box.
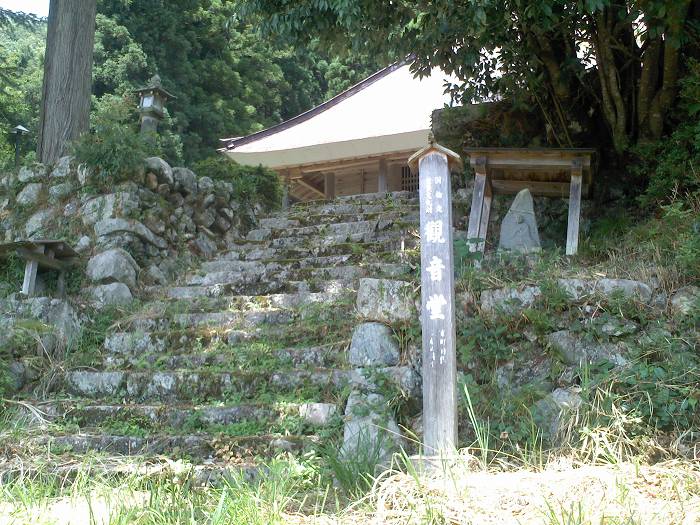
[193,156,282,211]
[632,59,700,207]
[72,94,183,187]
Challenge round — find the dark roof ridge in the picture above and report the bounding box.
[219,58,410,151]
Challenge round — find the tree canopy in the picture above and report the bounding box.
[241,0,700,154]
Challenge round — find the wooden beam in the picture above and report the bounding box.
[566,159,583,256]
[293,177,325,198]
[377,158,388,193]
[324,172,336,199]
[296,151,413,174]
[490,180,588,197]
[466,157,488,253]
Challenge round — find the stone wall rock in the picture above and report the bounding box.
[349,322,400,367]
[356,278,416,324]
[86,248,140,289]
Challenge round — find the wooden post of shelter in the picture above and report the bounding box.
[408,140,462,456]
[378,158,388,193]
[324,172,336,200]
[566,158,583,256]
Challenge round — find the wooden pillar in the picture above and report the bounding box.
[566,158,583,255]
[466,157,490,252]
[409,142,461,457]
[378,158,388,193]
[21,245,44,297]
[281,171,290,209]
[324,172,336,200]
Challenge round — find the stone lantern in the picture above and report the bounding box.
[10,124,29,168]
[135,75,175,134]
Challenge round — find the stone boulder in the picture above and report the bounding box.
[670,286,700,316]
[595,278,653,303]
[16,183,44,206]
[356,278,416,324]
[547,330,627,367]
[25,209,54,238]
[480,285,541,314]
[145,157,174,185]
[18,164,44,183]
[90,283,133,308]
[94,218,167,249]
[48,182,73,203]
[341,391,402,464]
[49,156,72,178]
[172,167,198,195]
[86,248,140,289]
[534,387,583,439]
[80,192,139,226]
[499,188,541,253]
[349,322,400,367]
[299,403,337,426]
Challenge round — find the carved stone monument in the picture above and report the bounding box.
[499,188,541,253]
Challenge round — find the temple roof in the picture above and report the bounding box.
[220,61,457,170]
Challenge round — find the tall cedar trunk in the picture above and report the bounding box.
[37,0,97,165]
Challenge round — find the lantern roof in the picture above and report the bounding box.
[135,75,176,100]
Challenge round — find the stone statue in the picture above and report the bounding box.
[499,188,541,253]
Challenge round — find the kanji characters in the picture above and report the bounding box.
[426,256,445,282]
[425,220,446,244]
[426,293,447,320]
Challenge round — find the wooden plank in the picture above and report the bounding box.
[324,172,336,199]
[468,156,592,170]
[16,248,75,271]
[297,151,413,174]
[377,158,388,193]
[566,160,583,256]
[477,175,493,252]
[21,245,44,296]
[466,157,487,252]
[491,180,579,197]
[418,148,457,455]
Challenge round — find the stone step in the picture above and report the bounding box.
[218,237,418,264]
[33,432,315,460]
[267,228,412,250]
[124,308,296,332]
[199,251,405,274]
[103,334,348,370]
[186,262,411,287]
[161,278,355,300]
[247,213,419,242]
[259,207,419,229]
[31,399,339,432]
[0,454,260,486]
[61,366,419,402]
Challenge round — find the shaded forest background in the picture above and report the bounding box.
[0,0,383,168]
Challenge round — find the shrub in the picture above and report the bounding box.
[193,155,281,211]
[632,59,700,208]
[72,94,183,187]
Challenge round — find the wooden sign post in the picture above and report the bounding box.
[409,140,462,456]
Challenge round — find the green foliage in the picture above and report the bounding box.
[321,437,384,499]
[193,155,282,211]
[71,94,155,184]
[0,253,25,297]
[633,59,700,207]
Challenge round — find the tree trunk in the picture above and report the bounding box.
[37,0,97,165]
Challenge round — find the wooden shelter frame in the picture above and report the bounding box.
[463,148,595,255]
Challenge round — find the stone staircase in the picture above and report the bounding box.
[13,191,420,480]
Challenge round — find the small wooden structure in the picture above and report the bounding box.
[0,240,79,297]
[463,148,595,255]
